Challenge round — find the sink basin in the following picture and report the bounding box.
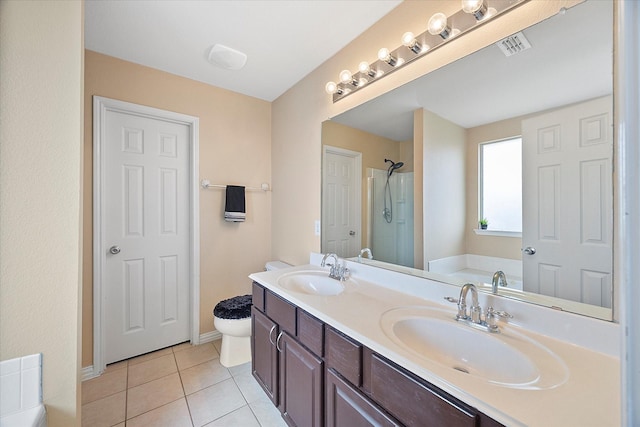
[380,306,568,389]
[277,271,356,296]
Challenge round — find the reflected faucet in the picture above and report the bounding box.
[358,248,373,263]
[492,271,508,294]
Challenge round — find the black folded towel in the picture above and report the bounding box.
[225,185,246,222]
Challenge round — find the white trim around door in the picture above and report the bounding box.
[92,96,200,376]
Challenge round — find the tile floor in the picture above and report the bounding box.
[81,340,287,427]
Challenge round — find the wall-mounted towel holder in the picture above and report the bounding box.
[201,179,270,192]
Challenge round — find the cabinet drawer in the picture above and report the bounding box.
[252,282,265,312]
[265,290,297,335]
[369,353,477,427]
[298,310,324,357]
[326,327,362,387]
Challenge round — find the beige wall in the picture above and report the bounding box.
[271,0,581,267]
[0,2,83,426]
[422,110,466,263]
[82,51,272,367]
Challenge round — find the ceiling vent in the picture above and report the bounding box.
[207,44,247,70]
[496,32,532,57]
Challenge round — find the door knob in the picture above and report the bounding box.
[349,230,356,236]
[523,246,536,255]
[109,245,121,255]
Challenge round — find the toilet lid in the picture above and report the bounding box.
[213,294,252,319]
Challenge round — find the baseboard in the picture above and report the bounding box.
[82,332,221,382]
[199,330,222,344]
[82,365,98,382]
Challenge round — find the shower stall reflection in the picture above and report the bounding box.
[367,167,414,268]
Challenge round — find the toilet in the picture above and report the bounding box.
[213,260,291,367]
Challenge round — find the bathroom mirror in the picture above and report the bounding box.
[321,0,614,320]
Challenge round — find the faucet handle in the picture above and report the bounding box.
[494,309,513,319]
[471,305,482,323]
[486,306,513,329]
[341,266,350,281]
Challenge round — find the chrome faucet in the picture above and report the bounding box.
[321,253,338,268]
[358,248,373,263]
[492,271,508,294]
[453,283,513,333]
[321,253,350,281]
[457,283,482,324]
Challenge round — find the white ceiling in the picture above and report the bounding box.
[332,0,613,141]
[84,0,402,102]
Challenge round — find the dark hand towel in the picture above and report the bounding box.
[225,185,246,222]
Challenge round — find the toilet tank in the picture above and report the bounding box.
[265,261,291,271]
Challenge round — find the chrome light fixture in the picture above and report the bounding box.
[377,48,398,66]
[358,61,377,78]
[339,69,359,86]
[325,0,528,101]
[427,12,452,39]
[462,0,495,21]
[401,32,423,54]
[324,81,342,95]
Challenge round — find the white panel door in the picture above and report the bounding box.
[322,147,361,258]
[522,96,612,307]
[104,110,190,364]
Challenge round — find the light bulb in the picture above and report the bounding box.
[339,69,353,84]
[402,32,415,47]
[377,48,397,66]
[325,81,338,94]
[378,48,390,61]
[428,12,451,39]
[359,61,376,78]
[401,31,422,54]
[462,0,488,20]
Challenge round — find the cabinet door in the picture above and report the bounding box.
[252,307,279,405]
[280,332,324,427]
[326,369,400,427]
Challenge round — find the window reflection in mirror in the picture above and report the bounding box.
[479,137,522,233]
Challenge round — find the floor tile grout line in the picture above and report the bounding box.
[174,353,197,427]
[85,342,226,427]
[124,396,188,424]
[81,386,128,406]
[124,360,129,425]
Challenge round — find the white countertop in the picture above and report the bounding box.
[250,257,620,427]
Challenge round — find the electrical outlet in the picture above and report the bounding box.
[314,220,321,236]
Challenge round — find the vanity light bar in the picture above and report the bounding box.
[325,0,528,102]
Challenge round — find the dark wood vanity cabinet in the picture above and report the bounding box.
[251,282,324,427]
[252,282,504,427]
[251,307,279,404]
